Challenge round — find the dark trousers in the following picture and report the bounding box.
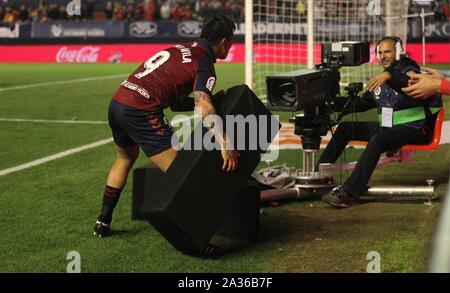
[316,122,429,197]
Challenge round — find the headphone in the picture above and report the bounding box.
[375,36,405,62]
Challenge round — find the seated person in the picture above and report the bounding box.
[319,36,442,208]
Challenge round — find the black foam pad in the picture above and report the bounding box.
[215,178,260,242]
[140,85,279,254]
[132,164,260,242]
[131,165,162,221]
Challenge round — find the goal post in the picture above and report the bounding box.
[245,0,410,100]
[245,0,253,89]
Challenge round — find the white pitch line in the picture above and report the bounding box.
[0,118,108,125]
[0,74,127,92]
[0,138,114,177]
[0,114,195,125]
[0,115,194,177]
[4,114,444,177]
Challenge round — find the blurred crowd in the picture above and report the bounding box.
[0,0,244,23]
[0,0,449,24]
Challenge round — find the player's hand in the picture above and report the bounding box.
[420,67,445,80]
[407,68,445,87]
[406,71,420,86]
[221,149,239,172]
[402,76,441,99]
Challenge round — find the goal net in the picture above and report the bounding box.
[247,0,410,100]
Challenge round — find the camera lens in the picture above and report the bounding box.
[277,82,296,106]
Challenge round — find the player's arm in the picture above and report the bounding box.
[193,91,216,118]
[419,67,446,80]
[194,56,218,119]
[193,55,238,171]
[170,90,225,112]
[402,75,444,99]
[168,90,221,113]
[193,90,238,172]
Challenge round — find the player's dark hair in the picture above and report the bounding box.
[200,16,236,46]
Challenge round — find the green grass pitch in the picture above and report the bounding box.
[0,63,448,272]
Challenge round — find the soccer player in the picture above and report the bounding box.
[94,16,238,238]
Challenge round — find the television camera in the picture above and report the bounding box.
[265,41,370,193]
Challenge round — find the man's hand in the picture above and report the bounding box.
[221,148,239,172]
[402,74,441,99]
[420,67,445,80]
[219,134,239,172]
[366,72,391,92]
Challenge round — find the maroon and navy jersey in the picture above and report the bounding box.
[112,39,217,110]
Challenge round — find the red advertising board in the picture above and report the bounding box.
[0,43,448,64]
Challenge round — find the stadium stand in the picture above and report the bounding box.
[0,0,245,23]
[0,0,448,24]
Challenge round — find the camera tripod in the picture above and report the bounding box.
[257,83,435,203]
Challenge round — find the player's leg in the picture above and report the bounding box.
[148,147,177,172]
[94,100,140,237]
[131,105,178,172]
[94,145,139,237]
[106,145,140,188]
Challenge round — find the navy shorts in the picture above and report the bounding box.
[108,100,174,157]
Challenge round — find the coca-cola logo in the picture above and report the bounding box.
[56,46,100,63]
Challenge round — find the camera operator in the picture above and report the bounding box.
[319,36,442,208]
